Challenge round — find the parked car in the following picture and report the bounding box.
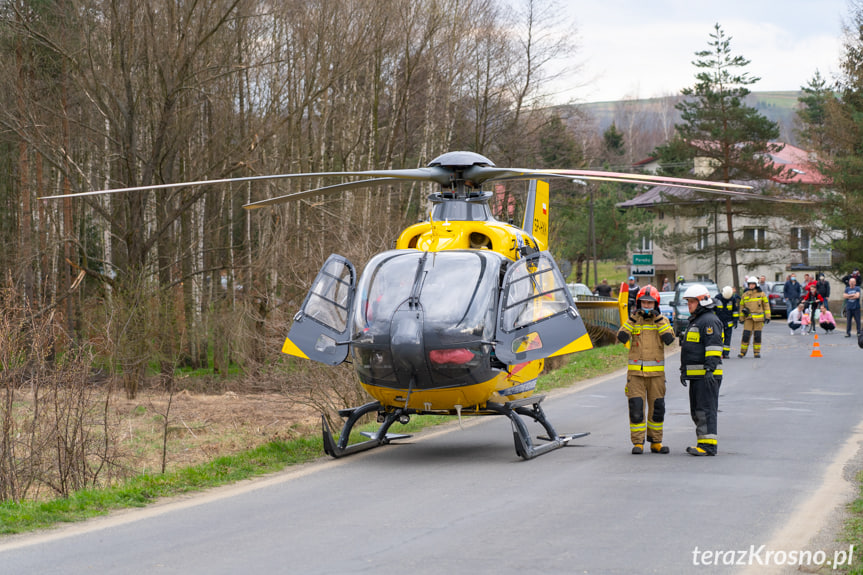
[765,281,788,318]
[567,282,594,300]
[658,291,676,324]
[671,280,720,336]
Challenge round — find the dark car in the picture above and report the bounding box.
[765,281,788,318]
[672,280,720,336]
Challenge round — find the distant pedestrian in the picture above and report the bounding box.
[844,277,861,338]
[714,286,739,358]
[661,276,672,291]
[783,274,802,312]
[816,274,831,310]
[594,279,613,297]
[818,304,836,334]
[841,268,861,287]
[739,276,770,358]
[788,303,805,335]
[627,276,639,311]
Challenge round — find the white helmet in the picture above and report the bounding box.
[722,286,733,299]
[682,283,714,306]
[746,276,758,285]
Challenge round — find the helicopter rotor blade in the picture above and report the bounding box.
[38,167,452,201]
[463,165,754,191]
[545,176,813,204]
[243,178,407,209]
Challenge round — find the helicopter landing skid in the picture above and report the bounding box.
[486,395,589,460]
[322,401,412,458]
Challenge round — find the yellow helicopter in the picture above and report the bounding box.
[45,150,758,459]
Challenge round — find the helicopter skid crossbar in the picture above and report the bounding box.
[322,401,413,458]
[486,395,589,460]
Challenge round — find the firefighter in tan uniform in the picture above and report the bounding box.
[617,285,676,454]
[738,276,771,358]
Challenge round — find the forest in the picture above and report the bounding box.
[0,0,624,397]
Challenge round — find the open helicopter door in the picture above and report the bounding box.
[495,251,592,365]
[281,255,356,366]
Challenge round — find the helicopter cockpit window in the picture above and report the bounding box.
[353,250,501,340]
[500,255,570,332]
[305,259,352,333]
[432,201,492,222]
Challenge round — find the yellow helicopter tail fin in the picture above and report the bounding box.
[523,179,549,250]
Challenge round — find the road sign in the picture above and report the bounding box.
[631,266,655,276]
[632,254,653,266]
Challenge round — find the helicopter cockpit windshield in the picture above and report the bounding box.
[353,250,500,340]
[430,199,493,222]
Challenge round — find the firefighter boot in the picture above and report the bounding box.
[686,445,716,456]
[632,444,643,455]
[651,442,670,454]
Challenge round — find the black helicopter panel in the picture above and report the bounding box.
[351,249,506,391]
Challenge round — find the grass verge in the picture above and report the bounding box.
[0,343,626,535]
[838,471,863,574]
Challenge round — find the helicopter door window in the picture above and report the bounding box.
[501,256,569,332]
[305,259,352,333]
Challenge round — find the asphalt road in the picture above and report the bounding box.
[2,322,862,574]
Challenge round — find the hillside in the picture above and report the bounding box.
[578,90,803,145]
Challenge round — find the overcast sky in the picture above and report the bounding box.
[548,0,849,103]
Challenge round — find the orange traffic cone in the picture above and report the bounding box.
[810,334,823,358]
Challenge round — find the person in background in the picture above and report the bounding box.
[844,277,861,338]
[661,276,672,291]
[627,276,639,310]
[841,268,861,287]
[675,275,686,289]
[759,275,768,294]
[818,304,836,334]
[714,286,738,358]
[788,303,805,335]
[594,278,613,297]
[783,274,802,313]
[801,283,824,332]
[816,274,831,310]
[739,276,770,358]
[803,273,814,290]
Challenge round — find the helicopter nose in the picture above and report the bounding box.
[390,307,426,386]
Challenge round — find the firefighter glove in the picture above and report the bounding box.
[704,370,716,386]
[680,375,688,387]
[764,317,770,324]
[617,330,630,344]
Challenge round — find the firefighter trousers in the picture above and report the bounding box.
[688,375,722,454]
[625,373,666,445]
[721,324,734,357]
[739,318,763,357]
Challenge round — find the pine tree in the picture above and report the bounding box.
[668,23,783,288]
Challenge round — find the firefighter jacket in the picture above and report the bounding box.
[714,294,739,328]
[680,305,724,379]
[618,310,675,376]
[741,287,770,322]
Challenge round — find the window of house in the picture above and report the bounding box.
[694,273,710,281]
[634,234,652,252]
[695,227,709,251]
[790,227,810,250]
[742,227,767,250]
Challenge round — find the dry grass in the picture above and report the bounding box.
[108,388,322,475]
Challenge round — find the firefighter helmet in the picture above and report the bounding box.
[722,285,733,299]
[682,283,714,307]
[636,285,660,306]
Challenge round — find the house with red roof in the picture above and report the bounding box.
[618,142,834,293]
